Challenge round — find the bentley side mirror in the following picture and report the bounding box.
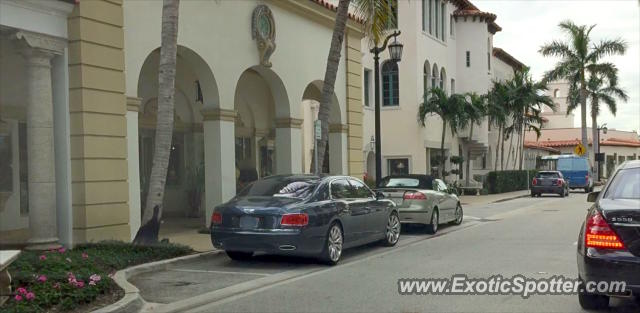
[587,191,600,203]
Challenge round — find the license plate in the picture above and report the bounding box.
[239,216,259,229]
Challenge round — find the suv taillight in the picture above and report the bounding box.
[211,212,222,225]
[585,211,625,250]
[404,191,427,200]
[532,178,538,186]
[281,213,309,227]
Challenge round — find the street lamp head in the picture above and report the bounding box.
[388,36,403,62]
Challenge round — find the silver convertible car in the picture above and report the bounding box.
[376,175,463,234]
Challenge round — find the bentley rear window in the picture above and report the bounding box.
[237,178,319,199]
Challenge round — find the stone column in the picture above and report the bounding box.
[329,123,349,175]
[275,118,303,174]
[126,97,142,240]
[202,108,236,227]
[14,31,65,250]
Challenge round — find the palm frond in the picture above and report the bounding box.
[352,0,393,47]
[588,38,627,62]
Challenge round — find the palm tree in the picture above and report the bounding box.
[418,88,466,177]
[313,0,394,172]
[461,92,486,186]
[487,80,510,171]
[504,68,554,170]
[539,20,626,160]
[568,71,628,178]
[135,0,180,244]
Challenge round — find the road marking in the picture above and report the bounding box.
[170,269,270,277]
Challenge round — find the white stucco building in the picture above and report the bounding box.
[0,0,366,248]
[360,0,524,185]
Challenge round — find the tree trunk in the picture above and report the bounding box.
[135,0,180,244]
[591,111,599,180]
[580,83,589,159]
[312,0,351,173]
[440,120,447,178]
[465,125,473,186]
[519,127,525,170]
[500,126,505,171]
[506,133,514,170]
[495,125,501,171]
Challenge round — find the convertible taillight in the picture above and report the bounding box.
[585,211,625,250]
[211,212,222,225]
[281,213,309,227]
[404,191,427,200]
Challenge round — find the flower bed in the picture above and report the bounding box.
[3,241,192,313]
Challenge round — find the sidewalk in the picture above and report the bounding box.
[159,217,215,252]
[459,189,530,206]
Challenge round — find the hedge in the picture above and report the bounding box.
[486,170,538,194]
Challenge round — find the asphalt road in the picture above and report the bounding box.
[136,191,639,313]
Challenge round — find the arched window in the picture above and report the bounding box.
[382,61,399,106]
[431,64,438,90]
[440,68,446,92]
[553,89,560,98]
[423,61,431,96]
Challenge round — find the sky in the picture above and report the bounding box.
[475,0,640,134]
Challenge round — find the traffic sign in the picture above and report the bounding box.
[574,143,586,156]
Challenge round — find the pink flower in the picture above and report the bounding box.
[25,292,35,301]
[14,294,22,302]
[53,282,61,289]
[39,255,46,261]
[58,247,66,253]
[89,281,96,286]
[82,252,89,259]
[90,274,101,282]
[37,275,47,283]
[75,280,85,288]
[16,287,27,295]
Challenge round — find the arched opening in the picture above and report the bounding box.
[423,60,431,98]
[137,46,217,217]
[553,89,560,98]
[431,63,439,90]
[440,68,447,93]
[366,151,376,181]
[301,80,345,174]
[233,66,290,187]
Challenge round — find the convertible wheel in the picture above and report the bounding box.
[320,223,343,265]
[382,212,400,246]
[225,251,253,261]
[451,204,463,225]
[426,209,439,234]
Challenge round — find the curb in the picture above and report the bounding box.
[93,250,222,313]
[491,192,530,203]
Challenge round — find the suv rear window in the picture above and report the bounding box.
[537,172,560,178]
[604,168,640,200]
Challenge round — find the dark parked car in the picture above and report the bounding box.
[576,160,640,309]
[210,175,399,265]
[376,175,462,234]
[531,171,569,197]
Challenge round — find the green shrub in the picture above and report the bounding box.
[4,241,192,313]
[486,170,538,194]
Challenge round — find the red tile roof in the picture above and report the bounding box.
[493,47,526,71]
[523,142,561,153]
[526,138,640,148]
[309,0,364,23]
[450,0,502,33]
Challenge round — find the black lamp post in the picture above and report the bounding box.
[371,31,403,186]
[596,123,608,180]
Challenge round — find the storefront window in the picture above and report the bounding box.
[387,158,409,175]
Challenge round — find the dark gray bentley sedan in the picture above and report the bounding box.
[210,174,399,265]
